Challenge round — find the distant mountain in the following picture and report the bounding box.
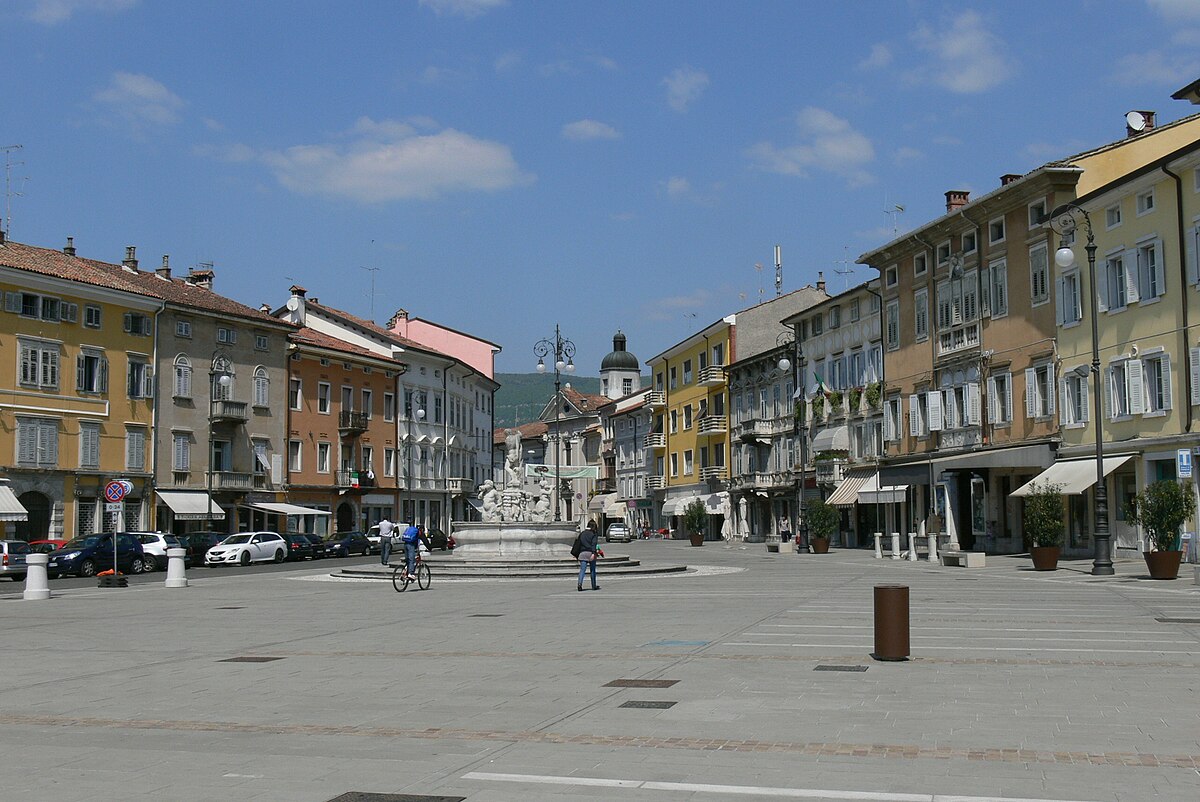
[493,373,601,428]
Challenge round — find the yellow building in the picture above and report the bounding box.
[646,317,732,539]
[1,239,162,539]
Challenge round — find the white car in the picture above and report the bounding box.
[205,532,288,566]
[605,522,632,543]
[134,532,186,571]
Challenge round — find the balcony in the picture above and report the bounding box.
[646,475,666,490]
[210,399,248,424]
[815,458,847,485]
[446,477,472,495]
[339,410,369,434]
[211,471,253,491]
[939,426,982,450]
[645,390,666,408]
[697,415,727,436]
[732,470,796,491]
[699,365,725,386]
[699,464,725,480]
[737,417,791,441]
[335,470,376,489]
[644,432,666,449]
[938,322,980,357]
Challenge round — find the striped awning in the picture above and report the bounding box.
[0,483,28,522]
[826,467,875,507]
[857,472,909,505]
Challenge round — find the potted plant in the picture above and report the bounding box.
[827,390,843,415]
[682,498,708,547]
[812,395,825,419]
[805,498,838,554]
[865,382,883,410]
[1127,479,1196,580]
[848,387,863,413]
[1023,481,1064,570]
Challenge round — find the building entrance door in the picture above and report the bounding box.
[15,492,51,541]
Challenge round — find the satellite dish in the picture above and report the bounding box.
[285,297,300,312]
[1126,111,1147,132]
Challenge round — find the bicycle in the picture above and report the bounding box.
[391,552,431,592]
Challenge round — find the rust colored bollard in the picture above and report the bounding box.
[872,584,909,661]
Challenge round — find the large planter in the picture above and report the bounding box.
[810,537,830,554]
[1144,550,1183,580]
[1030,546,1060,571]
[689,532,704,547]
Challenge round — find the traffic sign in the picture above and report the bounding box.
[1178,448,1193,479]
[103,481,128,503]
[105,502,122,513]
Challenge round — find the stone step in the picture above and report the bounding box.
[337,560,689,580]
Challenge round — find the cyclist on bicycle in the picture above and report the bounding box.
[400,522,431,580]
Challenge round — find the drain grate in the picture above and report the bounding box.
[619,700,676,709]
[325,794,466,802]
[605,678,679,688]
[469,614,503,618]
[1155,617,1200,624]
[219,656,284,663]
[814,665,868,672]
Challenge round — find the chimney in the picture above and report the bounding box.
[0,228,6,245]
[816,271,826,293]
[259,303,271,314]
[1126,110,1157,137]
[122,246,138,271]
[1000,173,1022,186]
[187,267,215,290]
[289,284,307,298]
[156,255,171,279]
[286,285,307,326]
[945,190,970,212]
[63,236,76,256]
[386,307,409,330]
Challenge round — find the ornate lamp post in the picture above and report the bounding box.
[777,330,807,549]
[207,353,233,532]
[1048,203,1112,576]
[406,402,425,524]
[534,326,575,521]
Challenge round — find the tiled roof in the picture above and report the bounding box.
[0,241,150,295]
[290,327,398,361]
[563,387,607,412]
[493,421,549,444]
[307,300,439,355]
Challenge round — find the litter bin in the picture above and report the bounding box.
[872,584,909,661]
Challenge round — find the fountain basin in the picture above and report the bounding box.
[451,521,577,559]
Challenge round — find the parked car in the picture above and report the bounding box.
[605,522,632,543]
[284,533,318,561]
[181,532,226,566]
[364,525,383,554]
[1,540,31,580]
[27,539,66,555]
[133,532,190,571]
[205,532,288,566]
[303,533,327,558]
[427,528,455,550]
[47,533,147,578]
[323,531,372,557]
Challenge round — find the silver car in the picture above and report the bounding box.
[605,523,632,543]
[0,540,31,580]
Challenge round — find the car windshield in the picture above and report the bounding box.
[63,536,102,549]
[7,542,31,554]
[164,536,183,548]
[222,535,252,545]
[324,533,346,542]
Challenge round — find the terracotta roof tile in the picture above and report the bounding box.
[493,421,549,444]
[290,327,398,361]
[307,300,439,355]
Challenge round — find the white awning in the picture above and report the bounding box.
[604,499,626,516]
[826,467,875,507]
[156,490,225,521]
[857,472,908,505]
[589,492,616,512]
[662,496,699,517]
[0,483,28,522]
[811,425,849,453]
[1009,456,1135,497]
[249,502,332,516]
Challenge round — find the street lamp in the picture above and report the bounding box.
[406,404,425,524]
[1048,203,1112,576]
[778,330,807,549]
[207,353,233,532]
[534,326,575,521]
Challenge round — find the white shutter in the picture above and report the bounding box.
[18,421,36,463]
[4,292,20,313]
[1060,378,1070,424]
[85,424,100,467]
[1105,367,1114,420]
[1190,227,1200,286]
[1096,260,1109,312]
[927,390,944,431]
[1025,367,1037,418]
[966,382,981,425]
[986,377,998,423]
[1162,355,1172,411]
[1055,277,1065,326]
[942,388,955,428]
[980,265,991,316]
[1190,347,1200,405]
[1124,249,1140,303]
[1045,368,1055,417]
[1153,240,1165,298]
[1128,359,1145,415]
[1079,376,1089,423]
[884,401,895,441]
[908,394,920,436]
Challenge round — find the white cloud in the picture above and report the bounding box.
[664,176,691,199]
[1113,48,1200,86]
[909,11,1013,93]
[859,43,893,70]
[193,143,256,163]
[28,0,135,24]
[93,71,184,129]
[494,51,522,72]
[418,0,505,18]
[1147,0,1200,20]
[663,66,709,112]
[259,118,534,202]
[561,119,621,141]
[642,290,712,321]
[893,146,923,165]
[745,107,875,187]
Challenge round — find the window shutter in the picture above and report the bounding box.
[143,369,154,399]
[38,421,57,466]
[1045,368,1055,417]
[123,312,133,332]
[986,377,997,423]
[1128,359,1145,415]
[1190,347,1200,406]
[63,303,78,323]
[980,265,991,316]
[1025,367,1036,418]
[1004,376,1012,422]
[18,421,36,464]
[1154,240,1165,297]
[1190,227,1200,286]
[1096,261,1109,312]
[967,382,981,426]
[908,394,920,437]
[76,355,85,390]
[884,402,894,441]
[1055,277,1065,326]
[4,292,20,313]
[927,390,943,431]
[1124,249,1140,303]
[1162,355,1172,411]
[1104,367,1113,420]
[1060,377,1070,424]
[1079,377,1089,423]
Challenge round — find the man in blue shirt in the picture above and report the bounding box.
[401,522,431,580]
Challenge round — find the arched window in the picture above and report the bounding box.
[173,355,192,398]
[253,367,269,407]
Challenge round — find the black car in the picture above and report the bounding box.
[47,533,147,578]
[427,528,454,550]
[284,533,318,561]
[323,531,371,557]
[303,533,327,558]
[181,532,227,567]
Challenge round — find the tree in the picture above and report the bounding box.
[682,499,708,539]
[1127,480,1196,552]
[805,499,838,542]
[1023,482,1064,548]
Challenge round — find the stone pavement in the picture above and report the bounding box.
[3,543,1199,802]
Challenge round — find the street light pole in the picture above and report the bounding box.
[1048,203,1112,576]
[534,326,576,522]
[407,403,425,524]
[207,352,233,533]
[778,330,808,549]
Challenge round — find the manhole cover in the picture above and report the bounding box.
[619,700,676,709]
[605,679,679,688]
[325,794,465,802]
[814,665,868,672]
[1155,617,1200,624]
[219,656,285,663]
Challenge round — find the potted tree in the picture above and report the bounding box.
[1127,479,1196,580]
[805,498,838,554]
[1023,481,1064,570]
[683,498,708,547]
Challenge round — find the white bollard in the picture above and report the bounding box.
[873,532,883,559]
[890,532,901,560]
[23,553,50,600]
[907,533,919,561]
[164,547,188,588]
[927,532,939,562]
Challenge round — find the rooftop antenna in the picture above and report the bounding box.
[774,244,782,297]
[3,144,26,237]
[361,265,380,321]
[755,262,764,301]
[833,245,855,291]
[883,193,905,235]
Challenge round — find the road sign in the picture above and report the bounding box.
[105,502,122,513]
[103,481,128,503]
[1178,448,1193,479]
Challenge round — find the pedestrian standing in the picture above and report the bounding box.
[577,520,600,592]
[378,516,395,566]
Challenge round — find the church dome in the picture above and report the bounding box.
[600,330,639,371]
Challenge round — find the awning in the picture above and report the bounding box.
[466,497,483,511]
[604,499,626,516]
[857,472,908,505]
[156,490,225,521]
[661,496,699,516]
[589,493,616,512]
[249,502,332,516]
[0,483,28,522]
[826,467,875,507]
[704,491,728,514]
[879,462,934,486]
[811,425,849,453]
[1009,455,1135,497]
[932,443,1055,473]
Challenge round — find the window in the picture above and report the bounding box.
[989,217,1006,244]
[908,393,926,437]
[683,404,693,429]
[1062,371,1089,426]
[914,288,929,341]
[289,378,302,410]
[173,433,191,471]
[670,409,678,433]
[912,253,928,278]
[885,265,898,288]
[622,378,633,395]
[670,366,678,389]
[1137,240,1164,300]
[988,373,1013,424]
[126,427,146,471]
[362,389,373,418]
[849,299,861,321]
[384,392,396,421]
[84,305,102,328]
[936,242,951,266]
[176,320,192,338]
[712,342,725,365]
[1106,204,1122,228]
[885,300,899,350]
[384,448,396,477]
[884,397,901,441]
[127,359,152,399]
[990,260,1009,317]
[811,313,823,335]
[317,442,331,473]
[1143,353,1171,414]
[962,231,977,254]
[77,350,109,394]
[217,326,237,344]
[1107,360,1143,419]
[172,355,191,397]
[670,452,678,477]
[828,306,841,329]
[1029,244,1049,305]
[1025,364,1055,418]
[434,395,443,423]
[1103,252,1132,310]
[253,367,269,407]
[123,312,151,335]
[288,440,302,472]
[683,449,694,475]
[80,422,100,469]
[1136,189,1155,215]
[1028,200,1046,229]
[255,334,269,351]
[7,291,62,321]
[18,339,59,389]
[17,417,58,467]
[1057,271,1082,326]
[683,359,693,384]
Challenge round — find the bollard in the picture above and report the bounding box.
[164,547,188,588]
[927,531,939,562]
[907,533,919,562]
[23,553,51,601]
[873,532,883,559]
[889,532,901,560]
[872,584,910,661]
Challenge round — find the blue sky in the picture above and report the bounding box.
[2,0,1199,374]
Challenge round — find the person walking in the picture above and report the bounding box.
[378,516,395,566]
[577,520,600,592]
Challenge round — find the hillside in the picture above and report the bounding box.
[493,373,601,428]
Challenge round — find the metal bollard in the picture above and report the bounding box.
[872,584,910,661]
[889,532,901,560]
[23,553,51,601]
[164,547,188,588]
[907,533,919,562]
[873,532,883,559]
